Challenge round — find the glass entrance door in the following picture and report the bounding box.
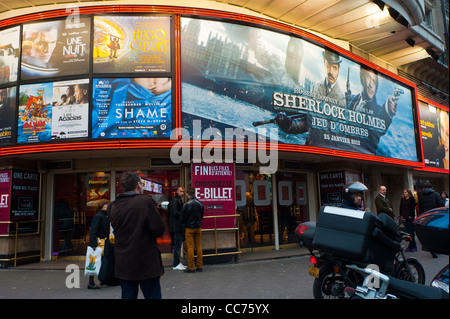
[53,172,111,257]
[52,169,180,257]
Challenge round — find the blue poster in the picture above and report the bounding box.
[92,78,172,138]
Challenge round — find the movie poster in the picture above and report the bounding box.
[0,86,16,145]
[51,79,89,140]
[180,18,418,162]
[419,101,449,169]
[0,26,20,84]
[192,163,236,229]
[21,17,90,80]
[93,15,171,73]
[18,79,89,143]
[92,77,172,138]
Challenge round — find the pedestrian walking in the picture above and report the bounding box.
[87,199,110,289]
[109,171,166,299]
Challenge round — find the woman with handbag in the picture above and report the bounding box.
[87,199,110,289]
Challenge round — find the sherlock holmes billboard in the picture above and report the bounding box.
[181,18,418,162]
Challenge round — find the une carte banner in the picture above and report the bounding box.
[181,18,418,162]
[191,163,236,229]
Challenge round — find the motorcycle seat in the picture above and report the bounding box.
[387,276,449,299]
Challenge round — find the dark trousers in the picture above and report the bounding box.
[173,232,183,267]
[119,277,162,299]
[403,218,417,249]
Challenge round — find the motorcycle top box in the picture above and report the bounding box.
[312,206,401,272]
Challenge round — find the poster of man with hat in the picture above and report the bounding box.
[312,49,346,108]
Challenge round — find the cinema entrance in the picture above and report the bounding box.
[51,169,181,259]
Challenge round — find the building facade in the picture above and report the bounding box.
[0,0,448,266]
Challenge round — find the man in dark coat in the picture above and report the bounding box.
[109,171,166,299]
[169,186,187,270]
[418,183,445,214]
[375,185,394,218]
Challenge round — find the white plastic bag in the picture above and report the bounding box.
[84,246,103,276]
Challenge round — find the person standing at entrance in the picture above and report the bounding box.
[109,171,166,299]
[375,185,394,218]
[399,189,417,252]
[169,186,187,270]
[87,199,110,289]
[182,186,204,273]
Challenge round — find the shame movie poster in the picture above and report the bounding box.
[180,18,419,162]
[91,77,172,139]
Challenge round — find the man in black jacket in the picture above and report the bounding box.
[181,186,204,273]
[418,182,445,214]
[169,186,187,270]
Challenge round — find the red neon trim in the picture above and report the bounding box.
[0,5,425,168]
[174,14,182,130]
[0,4,424,88]
[418,96,449,112]
[0,140,424,168]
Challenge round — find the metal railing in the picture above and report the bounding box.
[188,214,242,258]
[0,220,44,267]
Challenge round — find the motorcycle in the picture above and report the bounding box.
[295,206,426,299]
[343,264,448,299]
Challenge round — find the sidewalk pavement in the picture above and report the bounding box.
[0,246,313,300]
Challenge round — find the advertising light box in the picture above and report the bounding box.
[93,15,171,73]
[181,18,419,162]
[91,77,172,139]
[18,79,89,143]
[0,86,16,145]
[0,26,20,85]
[21,17,90,80]
[419,100,449,169]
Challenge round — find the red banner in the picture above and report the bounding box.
[0,170,11,235]
[191,163,235,229]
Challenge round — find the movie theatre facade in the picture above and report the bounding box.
[0,4,448,266]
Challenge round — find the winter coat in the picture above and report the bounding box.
[88,209,109,248]
[181,196,204,229]
[109,191,166,281]
[168,195,183,233]
[399,196,416,219]
[418,188,445,214]
[375,194,394,218]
